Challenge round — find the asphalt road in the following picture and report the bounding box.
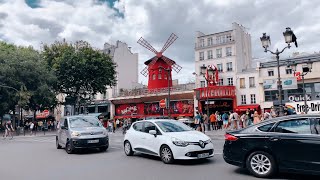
[0,132,319,180]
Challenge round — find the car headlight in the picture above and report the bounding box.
[172,137,189,147]
[71,131,81,137]
[205,139,212,144]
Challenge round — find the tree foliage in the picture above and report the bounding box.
[0,42,57,118]
[42,40,117,101]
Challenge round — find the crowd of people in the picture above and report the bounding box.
[105,118,132,134]
[193,107,295,132]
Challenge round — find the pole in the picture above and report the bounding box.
[167,69,171,118]
[276,52,283,116]
[302,75,308,114]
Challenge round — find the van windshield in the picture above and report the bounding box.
[69,117,102,128]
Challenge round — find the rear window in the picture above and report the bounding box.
[257,123,275,132]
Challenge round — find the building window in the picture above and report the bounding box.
[264,90,283,102]
[158,74,162,79]
[199,52,204,61]
[218,78,223,86]
[286,68,292,74]
[227,34,232,41]
[226,47,232,56]
[207,37,213,46]
[207,50,213,59]
[250,94,256,104]
[227,62,233,71]
[241,95,246,104]
[200,81,206,87]
[216,48,222,58]
[268,70,274,76]
[200,39,205,47]
[152,74,156,80]
[249,77,255,87]
[217,64,223,72]
[227,78,233,85]
[240,78,245,88]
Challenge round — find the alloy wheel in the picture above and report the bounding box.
[250,154,271,175]
[161,147,173,163]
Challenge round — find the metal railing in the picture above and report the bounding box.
[113,84,195,98]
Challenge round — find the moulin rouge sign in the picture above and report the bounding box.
[199,86,236,99]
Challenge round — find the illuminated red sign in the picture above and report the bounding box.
[198,86,236,99]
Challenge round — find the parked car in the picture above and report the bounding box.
[123,119,214,164]
[223,114,320,178]
[56,115,109,154]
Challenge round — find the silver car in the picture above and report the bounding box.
[56,115,109,154]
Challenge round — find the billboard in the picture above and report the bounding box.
[115,104,144,116]
[285,100,320,114]
[144,100,194,116]
[263,77,297,91]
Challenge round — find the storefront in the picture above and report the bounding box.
[195,86,236,114]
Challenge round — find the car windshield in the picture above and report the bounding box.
[155,121,192,132]
[69,116,102,128]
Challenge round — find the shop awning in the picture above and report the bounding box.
[235,104,261,112]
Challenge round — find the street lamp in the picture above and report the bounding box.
[260,27,297,116]
[158,67,172,118]
[288,59,313,114]
[199,65,215,117]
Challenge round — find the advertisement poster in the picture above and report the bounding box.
[285,100,320,114]
[115,104,144,116]
[263,77,297,91]
[144,100,194,116]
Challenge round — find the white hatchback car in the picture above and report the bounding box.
[123,119,214,163]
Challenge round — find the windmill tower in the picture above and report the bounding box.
[137,33,182,90]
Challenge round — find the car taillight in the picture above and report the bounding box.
[225,134,238,141]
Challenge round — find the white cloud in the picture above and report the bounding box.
[1,0,320,85]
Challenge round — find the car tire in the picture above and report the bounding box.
[124,141,134,156]
[56,136,62,149]
[65,140,74,154]
[160,145,174,164]
[246,151,277,178]
[100,146,108,152]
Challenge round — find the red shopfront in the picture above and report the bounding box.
[114,100,194,119]
[195,86,237,114]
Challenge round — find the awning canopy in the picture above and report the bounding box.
[235,104,261,112]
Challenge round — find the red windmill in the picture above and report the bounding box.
[137,33,182,90]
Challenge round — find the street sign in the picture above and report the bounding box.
[159,99,166,108]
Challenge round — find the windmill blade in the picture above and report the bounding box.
[162,56,174,66]
[137,37,158,54]
[147,56,159,67]
[140,66,149,77]
[160,33,178,53]
[172,63,182,73]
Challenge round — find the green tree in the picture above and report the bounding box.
[42,40,117,113]
[0,41,57,123]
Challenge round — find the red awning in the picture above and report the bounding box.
[235,104,261,112]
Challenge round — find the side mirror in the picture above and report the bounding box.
[149,130,157,136]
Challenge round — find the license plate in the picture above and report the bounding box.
[197,153,209,158]
[87,139,99,143]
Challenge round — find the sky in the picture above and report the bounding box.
[1,0,320,85]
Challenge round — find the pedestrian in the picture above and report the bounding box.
[246,108,253,126]
[108,120,113,132]
[30,121,35,136]
[216,111,222,130]
[263,111,272,121]
[203,113,210,131]
[253,111,261,124]
[231,111,239,130]
[222,112,229,129]
[200,113,205,133]
[209,113,216,130]
[3,120,14,140]
[116,119,120,129]
[240,113,247,128]
[194,112,201,132]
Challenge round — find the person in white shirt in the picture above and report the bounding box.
[30,121,35,136]
[116,119,120,129]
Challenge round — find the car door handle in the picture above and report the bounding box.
[269,137,280,142]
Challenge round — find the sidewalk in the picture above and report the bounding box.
[0,130,57,138]
[203,129,226,140]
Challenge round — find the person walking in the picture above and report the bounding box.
[240,113,247,128]
[203,113,210,131]
[216,111,222,130]
[231,111,239,130]
[30,121,35,136]
[116,119,120,129]
[222,112,229,129]
[209,113,216,130]
[3,121,14,140]
[253,111,261,124]
[194,112,201,132]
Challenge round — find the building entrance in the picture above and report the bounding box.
[200,99,234,115]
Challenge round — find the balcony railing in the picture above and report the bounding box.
[112,84,195,98]
[195,39,235,50]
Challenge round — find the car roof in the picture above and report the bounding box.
[65,115,99,119]
[136,119,176,123]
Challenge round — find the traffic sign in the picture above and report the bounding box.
[159,99,166,108]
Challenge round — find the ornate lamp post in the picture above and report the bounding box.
[260,27,297,116]
[200,65,215,116]
[288,59,313,114]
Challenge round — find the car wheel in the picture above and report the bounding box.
[246,151,276,178]
[65,140,74,154]
[56,137,62,149]
[124,141,134,156]
[160,145,174,164]
[100,146,108,152]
